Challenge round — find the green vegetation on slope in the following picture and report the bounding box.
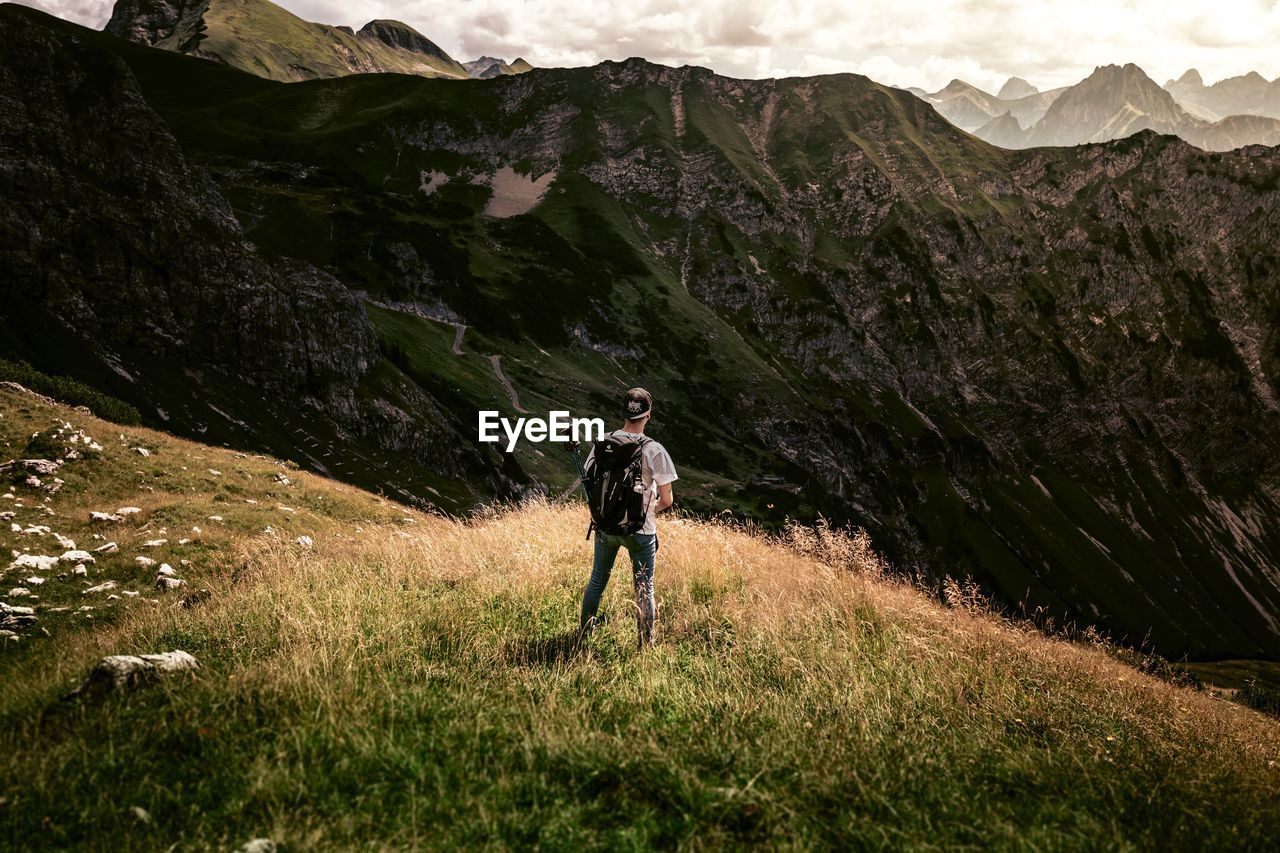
[2,387,1279,849]
[115,0,469,82]
[0,359,141,425]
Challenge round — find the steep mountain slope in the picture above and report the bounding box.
[972,111,1027,148]
[1027,63,1191,146]
[0,6,514,509]
[2,386,1279,848]
[5,6,1280,659]
[104,0,468,81]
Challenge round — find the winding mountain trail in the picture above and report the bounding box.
[488,355,530,413]
[450,324,465,355]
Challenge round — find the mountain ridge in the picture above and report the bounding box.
[924,62,1280,151]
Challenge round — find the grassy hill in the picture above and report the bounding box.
[2,383,1279,849]
[106,0,469,82]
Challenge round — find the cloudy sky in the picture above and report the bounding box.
[20,0,1280,92]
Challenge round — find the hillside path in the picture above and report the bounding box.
[488,355,530,414]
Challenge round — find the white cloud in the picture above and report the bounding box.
[24,0,1280,92]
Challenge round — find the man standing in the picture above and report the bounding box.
[579,388,677,648]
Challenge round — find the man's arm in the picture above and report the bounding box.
[654,482,674,514]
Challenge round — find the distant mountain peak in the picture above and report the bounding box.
[1176,68,1204,87]
[462,55,534,79]
[356,19,452,62]
[997,76,1038,100]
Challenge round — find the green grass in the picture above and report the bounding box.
[0,359,141,425]
[3,387,1280,849]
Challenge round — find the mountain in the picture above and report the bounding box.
[1026,63,1189,146]
[997,76,1038,99]
[922,79,1065,131]
[104,0,469,81]
[1,4,512,508]
[936,64,1280,151]
[923,79,1005,129]
[463,55,534,78]
[971,111,1027,148]
[6,5,1280,660]
[1165,68,1280,122]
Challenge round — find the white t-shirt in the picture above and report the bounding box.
[586,430,678,535]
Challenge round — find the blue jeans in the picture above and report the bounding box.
[580,532,657,647]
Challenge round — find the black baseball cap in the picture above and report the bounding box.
[624,387,653,420]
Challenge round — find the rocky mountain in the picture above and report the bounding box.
[997,76,1038,100]
[922,79,1065,132]
[931,64,1280,151]
[104,0,469,81]
[1,5,515,507]
[5,5,1280,660]
[971,111,1026,148]
[1164,68,1280,122]
[1026,63,1188,146]
[463,56,534,79]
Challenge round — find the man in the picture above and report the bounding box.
[579,387,677,648]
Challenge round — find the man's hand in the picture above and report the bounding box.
[654,482,674,514]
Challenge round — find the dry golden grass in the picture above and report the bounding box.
[3,387,1280,848]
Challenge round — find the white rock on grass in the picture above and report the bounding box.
[134,447,150,457]
[117,507,142,516]
[134,557,156,568]
[156,564,176,577]
[24,576,45,586]
[155,576,187,592]
[140,539,167,549]
[296,536,313,548]
[54,533,75,550]
[20,459,60,476]
[0,602,36,629]
[238,839,277,853]
[8,554,58,572]
[90,512,124,523]
[206,516,224,522]
[94,542,119,554]
[59,550,96,566]
[83,581,118,595]
[7,588,30,598]
[64,650,199,698]
[73,565,88,577]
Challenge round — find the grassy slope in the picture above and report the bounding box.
[156,0,468,81]
[2,385,1279,849]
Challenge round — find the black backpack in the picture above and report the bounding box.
[582,433,650,537]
